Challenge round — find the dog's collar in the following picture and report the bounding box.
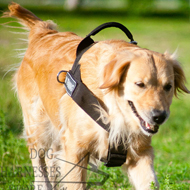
[57,22,137,167]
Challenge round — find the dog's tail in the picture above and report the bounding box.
[3,2,57,31]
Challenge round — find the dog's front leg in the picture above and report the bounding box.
[125,149,159,190]
[60,135,89,190]
[63,151,89,190]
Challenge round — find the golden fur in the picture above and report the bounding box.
[4,3,189,190]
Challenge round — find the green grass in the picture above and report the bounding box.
[0,6,190,190]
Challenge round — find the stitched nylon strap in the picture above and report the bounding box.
[58,22,137,167]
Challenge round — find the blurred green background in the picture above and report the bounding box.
[0,0,190,189]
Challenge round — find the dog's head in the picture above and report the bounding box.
[100,48,189,136]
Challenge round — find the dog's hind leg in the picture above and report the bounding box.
[22,98,54,189]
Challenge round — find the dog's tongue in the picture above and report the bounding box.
[145,122,159,132]
[146,122,153,130]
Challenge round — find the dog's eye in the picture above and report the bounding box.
[164,84,172,91]
[135,82,145,88]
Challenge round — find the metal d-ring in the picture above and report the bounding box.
[57,70,67,84]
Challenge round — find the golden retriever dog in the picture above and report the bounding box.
[4,3,189,190]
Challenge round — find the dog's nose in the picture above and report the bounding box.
[152,110,167,125]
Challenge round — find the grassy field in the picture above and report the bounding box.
[0,6,190,190]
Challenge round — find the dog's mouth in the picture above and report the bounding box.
[128,101,159,134]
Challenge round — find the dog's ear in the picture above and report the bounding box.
[173,60,190,96]
[99,56,131,89]
[165,53,190,97]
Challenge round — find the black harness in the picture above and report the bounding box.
[57,22,137,167]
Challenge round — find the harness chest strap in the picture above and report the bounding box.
[57,22,137,167]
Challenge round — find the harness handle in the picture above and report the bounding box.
[88,22,135,41]
[76,22,137,56]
